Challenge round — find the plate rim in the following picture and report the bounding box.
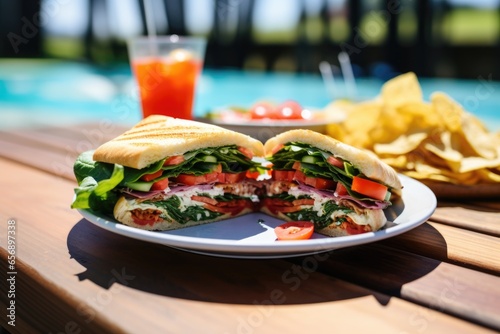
[77,175,436,258]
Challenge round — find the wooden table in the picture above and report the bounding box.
[0,123,499,334]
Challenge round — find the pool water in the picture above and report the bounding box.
[1,60,499,131]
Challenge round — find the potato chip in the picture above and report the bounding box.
[459,157,500,173]
[461,112,498,159]
[374,133,428,155]
[431,92,463,133]
[381,72,422,107]
[324,72,500,186]
[424,132,463,172]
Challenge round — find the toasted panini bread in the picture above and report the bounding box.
[94,115,264,169]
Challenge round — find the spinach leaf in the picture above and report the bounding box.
[269,142,361,195]
[148,196,222,224]
[72,145,259,213]
[285,201,354,230]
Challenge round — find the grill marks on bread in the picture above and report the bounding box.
[113,126,213,146]
[93,115,264,169]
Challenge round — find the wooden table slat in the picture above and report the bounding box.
[1,122,499,333]
[307,244,500,330]
[432,205,500,237]
[381,221,500,275]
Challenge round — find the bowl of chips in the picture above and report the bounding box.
[325,72,500,198]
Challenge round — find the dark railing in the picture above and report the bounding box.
[1,0,499,79]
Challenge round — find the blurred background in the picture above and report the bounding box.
[1,0,499,79]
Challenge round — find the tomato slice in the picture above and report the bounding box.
[272,170,295,182]
[335,182,349,196]
[345,221,369,235]
[309,177,336,190]
[175,171,219,185]
[293,170,306,183]
[218,171,247,183]
[271,144,284,155]
[164,155,185,166]
[262,198,303,215]
[246,170,260,180]
[293,170,336,190]
[274,221,314,241]
[351,176,388,200]
[327,156,344,168]
[150,178,169,190]
[237,146,254,159]
[191,195,218,205]
[130,210,160,226]
[292,198,314,206]
[141,170,163,182]
[131,217,157,226]
[203,200,252,216]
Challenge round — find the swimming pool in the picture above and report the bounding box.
[1,60,499,131]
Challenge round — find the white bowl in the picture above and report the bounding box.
[196,107,344,142]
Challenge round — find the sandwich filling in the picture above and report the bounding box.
[71,145,265,225]
[262,142,395,234]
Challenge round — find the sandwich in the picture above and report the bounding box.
[261,129,403,236]
[71,115,265,230]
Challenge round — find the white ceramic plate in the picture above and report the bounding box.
[77,175,436,259]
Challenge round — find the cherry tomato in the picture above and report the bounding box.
[351,176,388,200]
[274,221,315,241]
[250,102,275,119]
[275,100,304,120]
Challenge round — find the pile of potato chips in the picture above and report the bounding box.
[325,72,500,185]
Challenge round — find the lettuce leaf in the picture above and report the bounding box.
[71,145,260,213]
[71,163,124,212]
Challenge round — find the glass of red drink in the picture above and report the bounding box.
[128,35,206,119]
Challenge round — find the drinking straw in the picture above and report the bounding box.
[338,52,357,99]
[319,61,337,99]
[143,0,158,55]
[143,0,157,38]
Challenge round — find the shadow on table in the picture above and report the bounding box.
[67,218,444,305]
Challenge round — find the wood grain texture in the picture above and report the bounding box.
[0,157,497,333]
[1,123,500,333]
[380,222,500,275]
[0,123,124,181]
[432,205,500,236]
[306,244,500,329]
